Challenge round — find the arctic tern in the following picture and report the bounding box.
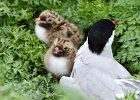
[60,19,140,100]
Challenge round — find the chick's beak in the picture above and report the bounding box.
[54,47,62,54]
[35,18,46,24]
[112,20,119,25]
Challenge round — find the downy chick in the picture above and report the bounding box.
[35,10,84,48]
[44,37,77,78]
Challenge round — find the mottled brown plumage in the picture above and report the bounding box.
[35,10,84,48]
[44,38,77,78]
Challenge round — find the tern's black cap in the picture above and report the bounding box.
[88,19,116,54]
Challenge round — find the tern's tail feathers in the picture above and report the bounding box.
[115,79,140,99]
[126,79,140,89]
[116,79,140,90]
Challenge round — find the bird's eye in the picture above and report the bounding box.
[47,19,52,22]
[63,47,68,51]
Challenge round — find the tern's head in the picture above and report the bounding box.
[88,19,118,54]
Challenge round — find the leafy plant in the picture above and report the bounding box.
[0,0,140,100]
[0,26,48,82]
[110,0,140,74]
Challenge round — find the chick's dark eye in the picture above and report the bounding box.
[63,47,68,51]
[47,19,52,22]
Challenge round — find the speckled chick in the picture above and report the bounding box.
[35,10,84,48]
[44,37,77,78]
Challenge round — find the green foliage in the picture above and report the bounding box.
[0,87,31,100]
[58,0,109,30]
[0,75,56,100]
[0,0,140,100]
[55,85,87,100]
[0,26,47,83]
[110,0,140,74]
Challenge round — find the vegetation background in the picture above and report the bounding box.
[0,0,140,99]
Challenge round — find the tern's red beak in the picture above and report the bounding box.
[112,20,119,25]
